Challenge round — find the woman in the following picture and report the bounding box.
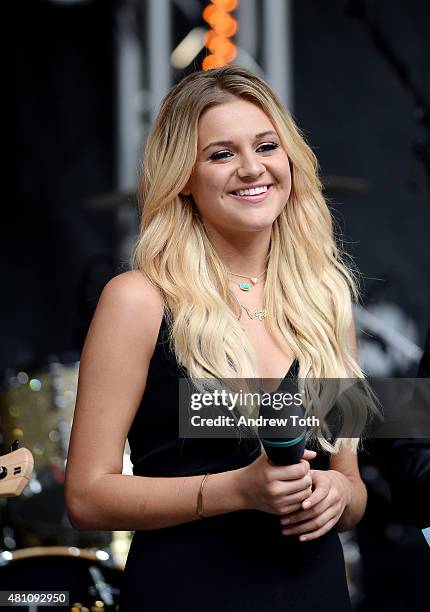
[65,66,369,611]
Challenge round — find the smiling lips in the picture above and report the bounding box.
[229,184,273,203]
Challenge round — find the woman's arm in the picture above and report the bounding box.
[64,271,247,531]
[332,317,368,530]
[328,448,367,531]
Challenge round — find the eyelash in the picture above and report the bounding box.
[209,142,279,161]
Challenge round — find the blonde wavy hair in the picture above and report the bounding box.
[133,66,377,452]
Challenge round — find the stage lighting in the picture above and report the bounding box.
[202,0,238,70]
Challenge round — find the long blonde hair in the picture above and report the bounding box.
[133,66,376,452]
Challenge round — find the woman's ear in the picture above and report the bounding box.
[181,184,191,196]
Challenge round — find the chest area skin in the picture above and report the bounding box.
[239,315,295,381]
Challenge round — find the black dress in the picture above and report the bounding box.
[120,312,352,611]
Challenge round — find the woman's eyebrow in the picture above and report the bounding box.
[202,130,278,152]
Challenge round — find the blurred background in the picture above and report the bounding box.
[2,0,429,610]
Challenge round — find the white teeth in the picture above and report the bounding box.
[234,185,269,196]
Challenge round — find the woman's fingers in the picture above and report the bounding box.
[281,507,337,537]
[293,518,338,542]
[278,502,303,515]
[279,486,312,506]
[302,449,317,461]
[271,459,311,482]
[270,475,312,502]
[280,496,330,525]
[300,471,330,509]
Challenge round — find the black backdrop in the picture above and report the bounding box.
[7,0,116,373]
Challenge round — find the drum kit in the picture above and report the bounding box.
[0,359,129,611]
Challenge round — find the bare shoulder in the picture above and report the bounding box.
[96,270,165,356]
[101,269,163,311]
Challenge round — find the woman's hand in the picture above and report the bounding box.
[238,449,316,515]
[279,469,352,541]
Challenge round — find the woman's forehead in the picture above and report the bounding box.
[197,99,276,143]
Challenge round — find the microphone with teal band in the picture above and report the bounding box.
[261,428,307,465]
[258,387,308,465]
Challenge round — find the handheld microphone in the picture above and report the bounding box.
[258,383,307,465]
[260,427,307,466]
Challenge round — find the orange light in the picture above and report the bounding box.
[202,5,223,25]
[220,44,237,63]
[213,14,237,37]
[202,0,238,71]
[205,33,225,52]
[202,55,226,70]
[204,30,218,47]
[206,35,237,62]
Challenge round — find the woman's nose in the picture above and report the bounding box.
[237,152,265,179]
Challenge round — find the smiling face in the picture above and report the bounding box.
[183,97,292,236]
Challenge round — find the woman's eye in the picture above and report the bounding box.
[257,142,279,152]
[209,150,233,161]
[209,142,279,161]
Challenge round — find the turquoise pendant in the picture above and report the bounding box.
[239,283,251,291]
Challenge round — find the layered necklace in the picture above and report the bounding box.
[228,267,268,321]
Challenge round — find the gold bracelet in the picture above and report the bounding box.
[196,473,211,518]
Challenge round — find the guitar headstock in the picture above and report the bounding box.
[0,444,34,497]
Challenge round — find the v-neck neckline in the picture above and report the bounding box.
[259,358,298,394]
